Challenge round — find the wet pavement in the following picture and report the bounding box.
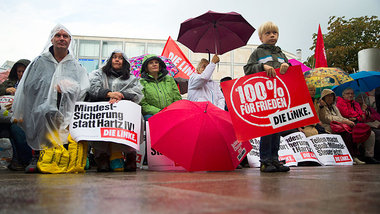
[1,165,380,214]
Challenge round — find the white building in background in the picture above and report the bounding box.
[72,35,297,81]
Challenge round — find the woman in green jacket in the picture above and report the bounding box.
[139,55,181,120]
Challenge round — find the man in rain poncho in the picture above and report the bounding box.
[12,24,90,173]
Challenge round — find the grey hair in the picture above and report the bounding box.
[342,87,354,95]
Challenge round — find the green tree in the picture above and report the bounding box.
[305,16,380,73]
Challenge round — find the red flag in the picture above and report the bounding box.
[314,24,328,68]
[161,36,195,79]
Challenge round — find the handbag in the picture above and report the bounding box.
[352,123,371,144]
[330,121,352,133]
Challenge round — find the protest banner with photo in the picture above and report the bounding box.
[69,100,141,150]
[279,132,321,166]
[247,132,353,167]
[221,65,320,141]
[308,134,353,165]
[246,137,261,168]
[161,36,195,79]
[146,122,186,171]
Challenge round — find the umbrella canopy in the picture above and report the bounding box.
[304,67,353,88]
[177,10,255,55]
[288,59,311,73]
[129,54,179,78]
[332,71,380,96]
[149,100,252,172]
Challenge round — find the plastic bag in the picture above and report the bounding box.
[37,133,88,174]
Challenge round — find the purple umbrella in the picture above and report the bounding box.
[177,10,255,55]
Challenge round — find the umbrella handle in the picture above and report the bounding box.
[213,21,218,55]
[213,24,219,72]
[204,102,209,113]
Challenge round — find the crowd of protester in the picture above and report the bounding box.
[1,22,380,174]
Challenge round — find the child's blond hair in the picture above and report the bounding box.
[258,21,279,38]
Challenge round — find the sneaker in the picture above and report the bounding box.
[260,161,278,172]
[95,153,110,172]
[110,158,124,172]
[124,151,137,172]
[353,157,366,165]
[25,151,40,173]
[272,160,290,172]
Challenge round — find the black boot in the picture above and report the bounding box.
[272,159,290,172]
[95,153,110,172]
[260,160,277,172]
[361,156,380,164]
[125,151,137,172]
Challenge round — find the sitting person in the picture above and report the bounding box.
[323,88,379,164]
[89,50,143,172]
[355,93,380,126]
[139,54,182,120]
[355,93,380,159]
[0,59,32,171]
[188,55,225,109]
[299,84,327,137]
[11,24,90,173]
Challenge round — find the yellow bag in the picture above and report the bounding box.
[37,133,88,174]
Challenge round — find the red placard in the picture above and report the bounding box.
[221,65,319,142]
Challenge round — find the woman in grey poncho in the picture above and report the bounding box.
[89,50,143,172]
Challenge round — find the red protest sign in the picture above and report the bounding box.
[221,65,319,142]
[161,36,195,79]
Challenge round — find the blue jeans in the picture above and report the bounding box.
[10,124,32,165]
[259,133,280,163]
[143,115,153,121]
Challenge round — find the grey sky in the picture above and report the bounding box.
[0,0,379,65]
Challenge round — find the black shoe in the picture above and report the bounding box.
[8,160,26,171]
[272,160,290,172]
[260,161,278,172]
[362,157,380,164]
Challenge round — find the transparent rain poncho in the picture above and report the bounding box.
[12,24,90,150]
[89,49,143,104]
